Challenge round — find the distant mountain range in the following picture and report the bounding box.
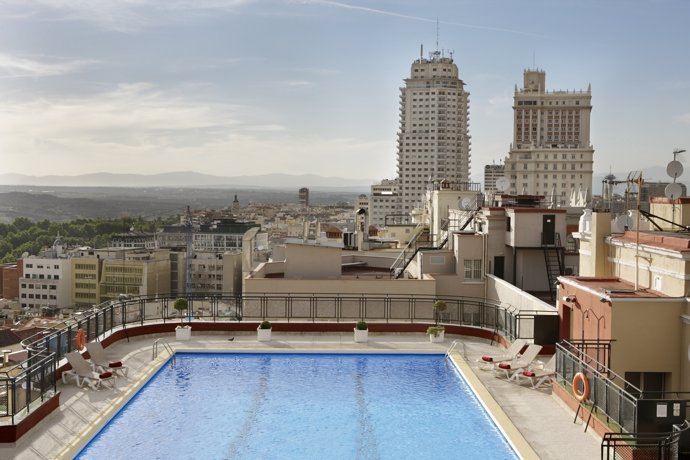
[0,172,376,191]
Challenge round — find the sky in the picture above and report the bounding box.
[0,0,689,184]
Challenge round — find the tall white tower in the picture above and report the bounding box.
[396,48,471,214]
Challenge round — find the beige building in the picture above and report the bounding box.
[504,70,594,203]
[189,251,242,295]
[566,200,690,394]
[94,248,171,301]
[71,248,101,308]
[397,49,471,214]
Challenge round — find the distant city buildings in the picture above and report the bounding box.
[299,187,309,208]
[369,179,400,227]
[484,163,505,196]
[503,69,594,204]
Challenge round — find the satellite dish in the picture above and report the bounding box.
[495,177,509,192]
[460,197,473,209]
[665,182,683,199]
[667,160,684,179]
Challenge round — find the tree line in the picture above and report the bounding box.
[0,216,177,264]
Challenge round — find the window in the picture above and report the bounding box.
[464,259,482,281]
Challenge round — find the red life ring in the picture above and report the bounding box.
[572,372,590,402]
[75,328,86,351]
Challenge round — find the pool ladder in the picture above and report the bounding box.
[445,340,467,360]
[152,338,175,368]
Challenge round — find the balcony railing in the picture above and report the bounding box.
[21,294,558,362]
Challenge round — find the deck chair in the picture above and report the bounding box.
[86,341,128,377]
[510,354,556,389]
[63,351,114,390]
[495,344,543,379]
[478,339,527,369]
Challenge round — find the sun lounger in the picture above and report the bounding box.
[86,341,128,377]
[63,351,114,390]
[510,355,556,389]
[478,339,527,369]
[494,344,543,379]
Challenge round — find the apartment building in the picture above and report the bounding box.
[396,49,471,214]
[95,248,170,301]
[19,240,72,311]
[484,163,505,196]
[504,70,594,203]
[368,179,401,227]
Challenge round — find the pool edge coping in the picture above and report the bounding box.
[448,350,539,460]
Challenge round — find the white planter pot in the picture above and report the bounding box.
[257,327,272,342]
[429,330,445,343]
[353,328,368,343]
[175,326,191,341]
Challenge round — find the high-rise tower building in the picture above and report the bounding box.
[396,49,471,214]
[503,70,593,204]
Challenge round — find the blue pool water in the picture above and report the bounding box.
[77,353,518,459]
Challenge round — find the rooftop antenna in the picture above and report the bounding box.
[436,17,440,52]
[420,43,423,61]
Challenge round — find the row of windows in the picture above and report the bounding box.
[75,263,97,270]
[517,100,582,106]
[21,283,57,290]
[21,293,56,299]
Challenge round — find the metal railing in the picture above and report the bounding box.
[21,294,557,360]
[557,340,639,433]
[152,338,175,368]
[0,349,57,425]
[601,420,690,460]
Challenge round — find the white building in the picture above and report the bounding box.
[368,179,401,227]
[503,69,594,203]
[19,239,73,312]
[396,48,471,215]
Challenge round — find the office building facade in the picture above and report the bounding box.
[503,70,593,204]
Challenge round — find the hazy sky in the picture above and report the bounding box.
[1,0,689,183]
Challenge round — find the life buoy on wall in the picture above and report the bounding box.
[75,328,86,351]
[572,372,590,402]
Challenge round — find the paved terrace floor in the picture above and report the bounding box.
[0,332,602,460]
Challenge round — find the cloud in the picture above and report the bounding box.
[0,0,256,33]
[300,0,546,38]
[0,53,95,78]
[0,82,389,178]
[675,113,690,125]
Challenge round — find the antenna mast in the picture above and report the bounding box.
[436,17,439,52]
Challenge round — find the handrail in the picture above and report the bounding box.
[152,338,175,368]
[445,340,466,360]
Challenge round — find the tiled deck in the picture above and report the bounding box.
[0,332,602,460]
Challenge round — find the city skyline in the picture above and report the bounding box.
[1,0,689,185]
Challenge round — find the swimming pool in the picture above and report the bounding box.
[77,353,518,459]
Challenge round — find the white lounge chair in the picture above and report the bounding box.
[63,351,114,390]
[86,341,128,377]
[510,354,556,389]
[495,344,543,379]
[478,339,527,369]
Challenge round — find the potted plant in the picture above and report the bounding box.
[173,298,191,340]
[427,326,445,343]
[257,320,272,342]
[427,300,448,343]
[354,320,368,343]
